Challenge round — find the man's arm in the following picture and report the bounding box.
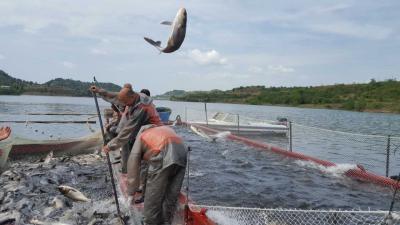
[126,124,155,195]
[126,137,143,195]
[107,108,148,151]
[90,86,123,106]
[98,89,123,106]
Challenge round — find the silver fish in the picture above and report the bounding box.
[144,7,187,53]
[58,185,90,202]
[50,196,65,209]
[190,125,217,142]
[44,151,53,164]
[29,219,71,225]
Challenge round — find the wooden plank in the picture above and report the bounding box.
[0,120,96,124]
[26,113,97,116]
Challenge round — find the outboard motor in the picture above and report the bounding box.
[277,117,288,125]
[277,117,288,122]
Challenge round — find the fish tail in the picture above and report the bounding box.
[144,37,162,51]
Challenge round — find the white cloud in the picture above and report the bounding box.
[188,49,227,65]
[62,61,76,69]
[0,54,5,60]
[311,4,350,15]
[248,65,294,74]
[91,48,108,55]
[309,22,393,40]
[248,66,263,73]
[267,65,295,73]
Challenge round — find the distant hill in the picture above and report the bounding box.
[154,90,186,100]
[166,80,400,113]
[0,70,121,96]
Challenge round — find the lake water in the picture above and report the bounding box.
[0,95,399,213]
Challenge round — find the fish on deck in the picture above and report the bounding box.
[58,185,90,202]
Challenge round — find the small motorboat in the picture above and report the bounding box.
[191,112,288,136]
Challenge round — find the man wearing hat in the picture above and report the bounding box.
[90,84,162,173]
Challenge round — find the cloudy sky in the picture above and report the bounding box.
[0,1,399,94]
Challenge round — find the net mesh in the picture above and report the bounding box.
[195,205,400,225]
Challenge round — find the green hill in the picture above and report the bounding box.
[154,90,186,100]
[0,70,121,96]
[168,80,400,113]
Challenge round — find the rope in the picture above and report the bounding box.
[293,123,398,139]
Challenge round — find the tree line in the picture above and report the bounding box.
[0,70,121,96]
[170,79,400,113]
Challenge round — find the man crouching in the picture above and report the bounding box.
[127,124,187,225]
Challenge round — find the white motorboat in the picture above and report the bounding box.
[190,112,288,136]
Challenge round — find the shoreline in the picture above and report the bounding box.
[158,98,400,115]
[1,93,398,115]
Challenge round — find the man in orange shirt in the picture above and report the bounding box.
[126,124,187,225]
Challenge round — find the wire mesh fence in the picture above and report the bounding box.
[182,106,400,225]
[291,123,400,177]
[195,205,399,225]
[183,106,400,177]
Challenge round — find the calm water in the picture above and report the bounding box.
[0,95,399,211]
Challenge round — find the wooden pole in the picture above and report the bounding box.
[92,76,124,223]
[386,135,391,177]
[289,121,293,152]
[204,102,208,126]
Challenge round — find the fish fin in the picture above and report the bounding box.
[144,37,163,53]
[144,37,162,48]
[160,21,173,25]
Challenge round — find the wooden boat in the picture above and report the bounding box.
[0,132,102,168]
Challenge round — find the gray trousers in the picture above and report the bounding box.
[143,164,186,225]
[121,141,133,174]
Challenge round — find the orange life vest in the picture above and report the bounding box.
[141,126,182,160]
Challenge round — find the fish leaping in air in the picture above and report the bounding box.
[144,8,187,53]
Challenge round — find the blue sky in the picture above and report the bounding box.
[0,0,399,94]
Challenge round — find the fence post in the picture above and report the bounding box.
[184,107,188,126]
[386,135,391,177]
[237,114,240,134]
[204,102,208,126]
[289,121,293,152]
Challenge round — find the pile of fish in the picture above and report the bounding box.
[0,153,127,225]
